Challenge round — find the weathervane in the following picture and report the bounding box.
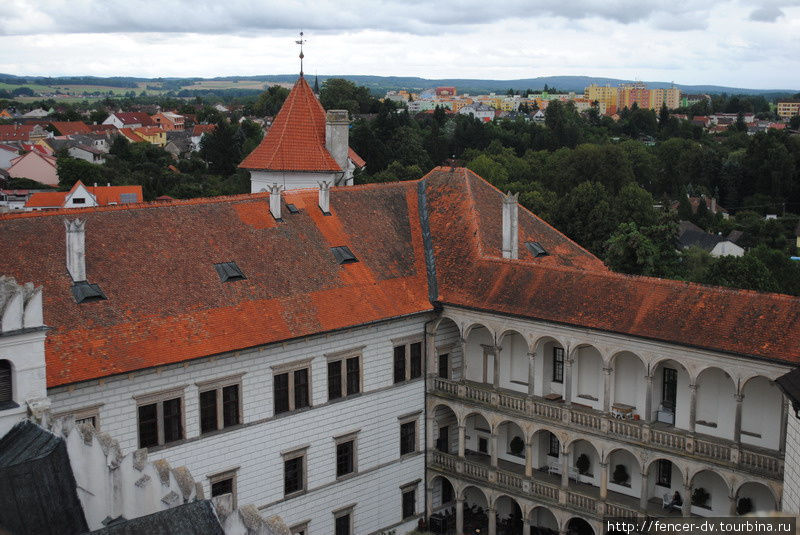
[296,30,306,77]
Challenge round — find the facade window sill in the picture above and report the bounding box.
[199,423,245,438]
[0,400,20,411]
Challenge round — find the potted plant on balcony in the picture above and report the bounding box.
[737,497,753,516]
[612,464,630,486]
[575,453,592,483]
[509,436,525,457]
[691,487,711,509]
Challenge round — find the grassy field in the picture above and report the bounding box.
[1,81,166,99]
[180,80,270,91]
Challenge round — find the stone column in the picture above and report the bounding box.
[425,323,437,378]
[528,351,536,396]
[644,373,654,422]
[682,483,692,517]
[427,414,436,450]
[729,492,738,516]
[564,357,574,405]
[734,394,744,443]
[525,439,533,477]
[603,366,613,413]
[456,498,464,535]
[460,336,468,381]
[639,465,650,512]
[426,485,434,519]
[491,432,499,468]
[523,517,531,535]
[487,506,496,535]
[780,398,789,454]
[561,448,570,489]
[458,424,466,458]
[493,347,501,389]
[688,383,697,432]
[599,461,609,500]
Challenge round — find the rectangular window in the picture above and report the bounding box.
[273,362,312,415]
[552,347,564,383]
[442,480,454,504]
[334,512,351,535]
[199,376,242,434]
[478,436,488,454]
[336,440,355,478]
[402,487,416,519]
[209,469,238,509]
[283,453,305,496]
[548,433,560,457]
[438,353,449,379]
[400,419,417,456]
[662,368,678,411]
[393,339,423,383]
[393,346,406,383]
[136,390,184,449]
[290,522,309,535]
[53,406,101,431]
[328,351,362,401]
[657,459,672,487]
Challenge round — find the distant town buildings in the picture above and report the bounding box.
[777,101,800,119]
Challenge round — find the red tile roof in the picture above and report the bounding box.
[49,121,91,136]
[1,168,799,388]
[0,182,431,386]
[0,124,35,142]
[349,148,366,168]
[191,124,216,136]
[89,124,117,133]
[239,77,342,173]
[422,167,800,364]
[118,128,146,143]
[112,112,155,127]
[25,182,143,208]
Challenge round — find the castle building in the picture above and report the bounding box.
[1,75,798,535]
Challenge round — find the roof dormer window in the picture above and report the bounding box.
[72,197,85,204]
[331,246,357,265]
[214,262,246,282]
[526,241,548,258]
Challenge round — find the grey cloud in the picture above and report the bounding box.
[748,6,784,21]
[0,0,728,36]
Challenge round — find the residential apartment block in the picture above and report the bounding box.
[777,101,800,119]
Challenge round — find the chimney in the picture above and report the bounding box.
[268,183,283,220]
[502,192,519,259]
[325,110,350,173]
[64,219,86,282]
[318,181,331,215]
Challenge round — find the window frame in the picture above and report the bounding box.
[53,404,102,430]
[552,347,565,384]
[437,345,451,379]
[0,360,13,406]
[282,446,309,498]
[134,387,186,449]
[662,367,678,411]
[290,521,310,535]
[392,337,423,384]
[208,467,239,509]
[333,504,356,535]
[334,430,359,480]
[399,412,420,456]
[548,432,560,458]
[656,459,672,488]
[400,481,419,520]
[326,348,364,402]
[272,359,313,416]
[197,374,244,435]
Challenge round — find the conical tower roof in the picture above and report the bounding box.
[239,77,341,173]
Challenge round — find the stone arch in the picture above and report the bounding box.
[642,457,689,508]
[694,366,736,440]
[497,329,530,393]
[429,474,457,512]
[495,420,527,466]
[493,494,523,534]
[571,343,604,410]
[609,350,647,415]
[433,316,462,381]
[650,358,691,429]
[566,516,595,535]
[734,481,778,514]
[463,321,495,341]
[740,374,784,450]
[606,447,643,498]
[462,485,490,533]
[432,404,459,454]
[529,505,559,534]
[533,335,568,399]
[463,323,495,384]
[566,438,601,487]
[689,469,733,516]
[530,428,563,473]
[464,411,492,456]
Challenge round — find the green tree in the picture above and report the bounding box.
[253,85,290,116]
[199,119,240,175]
[700,255,779,293]
[319,78,375,115]
[552,181,614,255]
[56,156,105,189]
[605,222,660,275]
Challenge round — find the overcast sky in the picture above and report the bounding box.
[1,0,799,89]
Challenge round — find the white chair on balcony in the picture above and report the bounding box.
[548,458,560,475]
[662,493,672,508]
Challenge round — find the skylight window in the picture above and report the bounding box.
[286,203,300,214]
[331,246,357,265]
[214,262,246,282]
[72,281,107,304]
[120,193,138,204]
[526,241,549,258]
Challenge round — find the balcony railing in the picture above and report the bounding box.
[431,377,783,479]
[431,450,640,520]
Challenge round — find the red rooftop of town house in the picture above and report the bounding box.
[25,181,143,209]
[113,112,155,127]
[239,76,341,173]
[192,124,216,136]
[49,121,92,136]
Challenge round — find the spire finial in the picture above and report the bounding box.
[295,30,306,77]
